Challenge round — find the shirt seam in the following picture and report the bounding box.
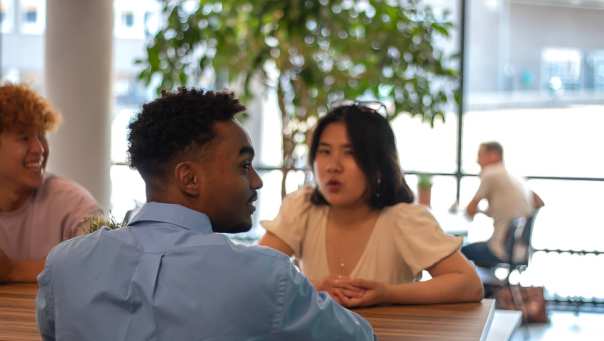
[270,261,289,335]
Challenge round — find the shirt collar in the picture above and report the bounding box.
[128,202,213,234]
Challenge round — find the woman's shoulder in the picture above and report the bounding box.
[379,202,439,231]
[43,174,92,195]
[280,186,316,211]
[38,174,96,203]
[381,202,433,218]
[284,186,314,202]
[262,186,322,224]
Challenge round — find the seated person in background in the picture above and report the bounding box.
[462,141,544,268]
[260,104,483,308]
[0,83,100,283]
[37,89,374,341]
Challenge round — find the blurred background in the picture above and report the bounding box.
[1,0,603,319]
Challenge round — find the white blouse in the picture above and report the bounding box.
[261,187,462,285]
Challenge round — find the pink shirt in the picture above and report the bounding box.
[0,174,100,260]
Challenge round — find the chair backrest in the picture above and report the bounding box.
[504,209,540,266]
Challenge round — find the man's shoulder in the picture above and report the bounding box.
[218,242,297,280]
[229,242,293,265]
[46,229,132,266]
[480,164,509,181]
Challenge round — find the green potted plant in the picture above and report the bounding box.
[136,0,458,197]
[417,173,432,207]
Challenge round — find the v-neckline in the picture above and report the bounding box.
[323,208,381,277]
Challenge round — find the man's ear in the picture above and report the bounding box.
[174,161,200,197]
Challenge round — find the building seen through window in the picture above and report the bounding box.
[121,11,134,28]
[0,0,13,33]
[18,0,43,34]
[23,5,35,23]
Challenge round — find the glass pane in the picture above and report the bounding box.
[110,165,146,222]
[393,113,458,174]
[527,179,604,252]
[247,169,306,240]
[523,251,604,300]
[1,0,15,34]
[112,0,161,163]
[1,0,44,86]
[464,1,604,178]
[111,108,138,163]
[19,0,45,35]
[256,90,283,168]
[464,1,604,301]
[462,107,604,177]
[405,174,458,212]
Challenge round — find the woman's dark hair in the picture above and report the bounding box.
[308,104,414,208]
[128,88,245,181]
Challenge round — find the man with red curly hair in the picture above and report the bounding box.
[0,83,100,282]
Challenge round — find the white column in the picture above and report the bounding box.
[45,0,113,209]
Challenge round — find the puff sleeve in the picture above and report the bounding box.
[260,187,313,258]
[389,204,462,277]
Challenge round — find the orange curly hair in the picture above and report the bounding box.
[0,83,62,134]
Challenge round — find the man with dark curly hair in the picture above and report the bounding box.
[37,88,374,341]
[0,83,100,283]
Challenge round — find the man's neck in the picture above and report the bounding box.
[481,161,503,172]
[0,186,33,212]
[147,188,194,211]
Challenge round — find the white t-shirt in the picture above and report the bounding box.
[261,187,461,285]
[475,163,532,259]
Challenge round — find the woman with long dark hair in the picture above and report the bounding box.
[260,104,482,307]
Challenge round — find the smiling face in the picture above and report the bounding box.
[192,121,263,233]
[313,122,368,209]
[0,126,48,195]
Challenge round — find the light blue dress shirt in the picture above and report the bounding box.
[37,202,374,341]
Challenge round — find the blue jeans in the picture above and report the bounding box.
[461,242,504,268]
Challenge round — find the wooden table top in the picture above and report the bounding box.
[0,283,493,341]
[0,283,39,341]
[355,300,495,341]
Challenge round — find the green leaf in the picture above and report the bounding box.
[431,22,449,37]
[135,0,459,196]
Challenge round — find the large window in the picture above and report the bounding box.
[465,0,604,301]
[109,0,161,219]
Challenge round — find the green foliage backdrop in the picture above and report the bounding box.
[137,0,458,196]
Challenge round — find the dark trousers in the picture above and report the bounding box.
[461,242,505,268]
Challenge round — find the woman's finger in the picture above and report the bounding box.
[340,288,365,298]
[350,278,375,289]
